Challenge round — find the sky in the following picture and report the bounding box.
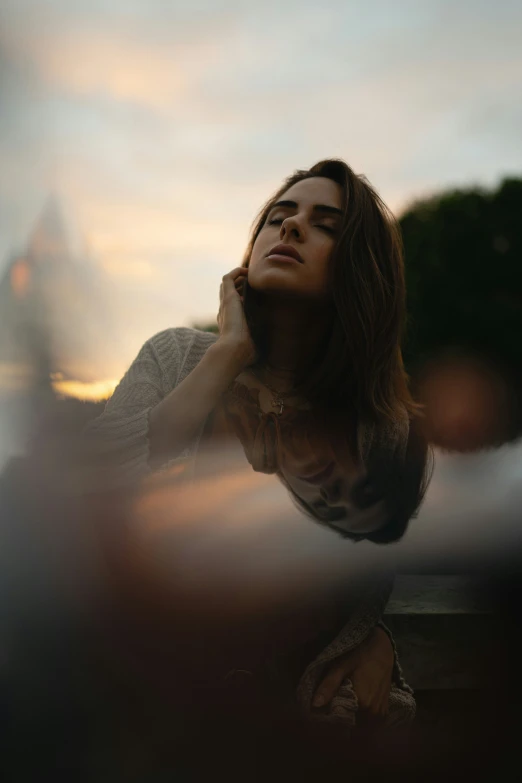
[1,0,521,381]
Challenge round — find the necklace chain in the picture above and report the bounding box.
[249,367,297,415]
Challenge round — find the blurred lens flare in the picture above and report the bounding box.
[416,356,517,452]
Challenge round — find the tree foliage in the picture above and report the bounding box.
[400,177,522,375]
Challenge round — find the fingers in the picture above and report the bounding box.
[218,268,248,335]
[358,694,389,721]
[220,268,248,293]
[222,267,248,283]
[221,267,248,299]
[352,660,391,719]
[312,659,351,708]
[355,682,387,714]
[312,644,392,718]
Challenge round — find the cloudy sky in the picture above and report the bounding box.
[1,0,521,379]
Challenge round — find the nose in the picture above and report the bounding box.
[280,215,303,242]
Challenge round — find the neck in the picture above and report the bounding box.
[261,299,331,377]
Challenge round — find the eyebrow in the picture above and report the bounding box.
[270,199,343,217]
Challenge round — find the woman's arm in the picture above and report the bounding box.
[85,268,255,485]
[312,625,395,716]
[297,570,403,717]
[147,338,248,465]
[84,336,249,485]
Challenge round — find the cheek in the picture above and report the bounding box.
[248,237,265,270]
[317,240,334,269]
[314,243,335,283]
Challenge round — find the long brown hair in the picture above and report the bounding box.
[242,158,421,426]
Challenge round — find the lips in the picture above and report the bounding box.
[267,243,303,263]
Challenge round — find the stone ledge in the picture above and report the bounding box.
[384,575,495,690]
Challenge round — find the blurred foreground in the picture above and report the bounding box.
[1,367,522,781]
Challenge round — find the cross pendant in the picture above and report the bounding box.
[273,397,284,415]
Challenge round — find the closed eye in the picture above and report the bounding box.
[267,218,335,233]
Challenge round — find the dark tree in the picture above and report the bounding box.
[400,177,522,375]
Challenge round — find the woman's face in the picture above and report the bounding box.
[247,176,343,301]
[286,465,390,538]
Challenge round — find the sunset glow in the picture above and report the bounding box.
[51,377,118,402]
[10,259,31,299]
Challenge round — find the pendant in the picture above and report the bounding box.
[273,396,284,415]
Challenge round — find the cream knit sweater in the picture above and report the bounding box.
[86,327,410,487]
[86,327,218,484]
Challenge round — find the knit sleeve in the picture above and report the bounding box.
[333,570,415,695]
[296,568,406,710]
[83,331,178,486]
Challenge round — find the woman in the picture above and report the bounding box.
[86,158,432,732]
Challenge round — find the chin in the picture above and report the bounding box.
[249,271,304,294]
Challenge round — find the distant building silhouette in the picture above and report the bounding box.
[0,197,116,395]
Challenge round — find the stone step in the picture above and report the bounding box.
[384,575,495,690]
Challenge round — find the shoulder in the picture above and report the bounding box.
[145,327,218,357]
[143,327,219,386]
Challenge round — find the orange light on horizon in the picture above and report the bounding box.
[10,259,31,299]
[51,377,118,402]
